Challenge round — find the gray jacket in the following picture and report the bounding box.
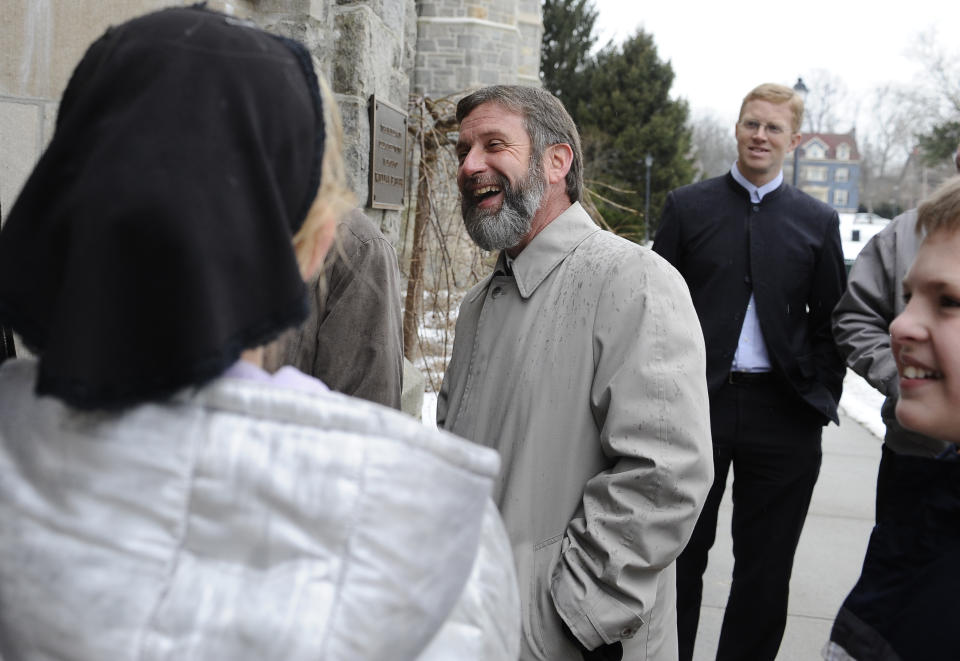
[832,209,950,456]
[438,203,713,660]
[266,209,403,409]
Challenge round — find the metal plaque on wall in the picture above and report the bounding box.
[369,96,408,210]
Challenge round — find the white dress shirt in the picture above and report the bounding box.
[729,162,782,372]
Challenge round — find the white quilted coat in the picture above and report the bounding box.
[0,358,520,661]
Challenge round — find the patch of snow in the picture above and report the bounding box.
[838,369,885,440]
[421,391,438,430]
[839,212,891,262]
[417,326,451,344]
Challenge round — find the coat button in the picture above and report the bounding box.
[491,286,503,299]
[752,205,760,212]
[621,626,636,638]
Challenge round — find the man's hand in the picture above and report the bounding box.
[582,641,623,661]
[561,618,624,661]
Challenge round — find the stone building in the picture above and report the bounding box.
[0,0,543,244]
[414,0,541,95]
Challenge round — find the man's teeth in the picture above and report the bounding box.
[903,365,942,379]
[475,185,501,196]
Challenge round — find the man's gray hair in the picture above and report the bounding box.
[456,85,583,203]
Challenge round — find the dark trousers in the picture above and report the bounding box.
[829,447,960,660]
[676,378,823,661]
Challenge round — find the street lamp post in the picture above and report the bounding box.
[644,153,653,243]
[792,77,808,187]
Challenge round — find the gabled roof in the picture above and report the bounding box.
[799,131,860,160]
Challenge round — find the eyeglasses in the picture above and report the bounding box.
[739,119,789,136]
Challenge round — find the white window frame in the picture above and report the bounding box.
[805,166,828,182]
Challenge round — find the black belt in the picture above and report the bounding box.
[728,371,774,385]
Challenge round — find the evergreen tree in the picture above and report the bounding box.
[573,31,694,241]
[918,120,960,165]
[540,0,598,110]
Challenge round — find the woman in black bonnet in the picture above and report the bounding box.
[0,7,518,660]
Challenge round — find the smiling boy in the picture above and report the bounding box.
[891,177,960,443]
[825,176,960,661]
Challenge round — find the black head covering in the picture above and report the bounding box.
[0,6,325,409]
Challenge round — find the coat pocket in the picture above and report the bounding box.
[526,534,579,660]
[796,353,815,379]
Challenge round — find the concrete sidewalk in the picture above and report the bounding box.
[691,411,882,661]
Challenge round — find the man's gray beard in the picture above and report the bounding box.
[461,159,545,252]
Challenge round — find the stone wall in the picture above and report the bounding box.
[0,0,417,243]
[1,0,168,227]
[413,0,541,97]
[1,0,541,239]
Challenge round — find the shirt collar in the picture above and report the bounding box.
[479,202,600,301]
[730,162,783,203]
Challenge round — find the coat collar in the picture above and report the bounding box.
[724,171,785,203]
[479,202,599,300]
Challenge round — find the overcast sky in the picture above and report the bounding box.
[590,0,956,133]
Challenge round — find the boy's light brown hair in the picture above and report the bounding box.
[917,175,960,237]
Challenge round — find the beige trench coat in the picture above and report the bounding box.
[438,203,713,660]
